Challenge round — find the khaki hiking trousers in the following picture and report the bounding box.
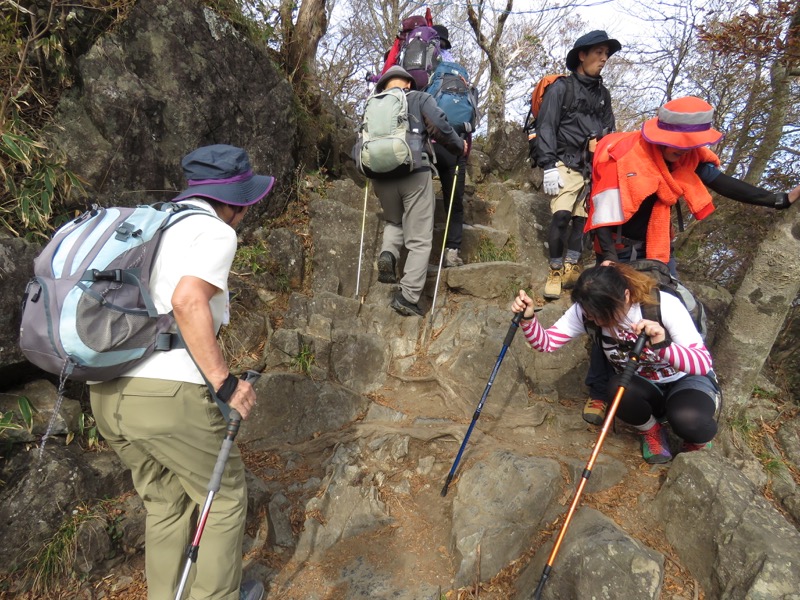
[90,377,247,600]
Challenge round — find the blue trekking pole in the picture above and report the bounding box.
[174,370,260,600]
[441,311,523,497]
[532,333,647,599]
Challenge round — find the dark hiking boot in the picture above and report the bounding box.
[582,398,608,426]
[639,422,672,464]
[240,580,265,600]
[377,251,397,283]
[390,290,424,317]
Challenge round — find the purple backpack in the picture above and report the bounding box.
[400,26,441,90]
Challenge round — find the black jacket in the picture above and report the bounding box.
[534,73,614,172]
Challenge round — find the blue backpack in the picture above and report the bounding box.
[425,61,478,135]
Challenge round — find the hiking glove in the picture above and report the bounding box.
[543,168,564,196]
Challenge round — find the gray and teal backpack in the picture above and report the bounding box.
[19,202,210,382]
[355,87,425,179]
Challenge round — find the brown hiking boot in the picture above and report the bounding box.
[562,262,582,289]
[582,398,608,426]
[543,267,564,300]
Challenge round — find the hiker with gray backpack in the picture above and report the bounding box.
[21,145,272,600]
[355,65,466,317]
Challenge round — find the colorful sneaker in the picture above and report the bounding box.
[582,398,608,426]
[240,580,265,600]
[562,262,582,289]
[681,441,712,453]
[443,248,464,267]
[639,422,673,464]
[377,251,397,283]
[390,290,424,317]
[543,267,564,300]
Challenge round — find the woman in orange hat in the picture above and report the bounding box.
[587,96,799,268]
[580,96,799,426]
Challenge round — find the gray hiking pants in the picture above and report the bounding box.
[374,168,434,304]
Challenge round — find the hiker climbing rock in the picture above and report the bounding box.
[531,30,621,300]
[512,263,719,464]
[89,145,272,600]
[427,24,479,269]
[358,65,466,317]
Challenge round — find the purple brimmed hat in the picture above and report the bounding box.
[641,97,724,149]
[171,144,275,206]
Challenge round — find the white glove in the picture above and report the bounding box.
[543,168,564,196]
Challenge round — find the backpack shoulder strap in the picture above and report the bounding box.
[641,288,674,346]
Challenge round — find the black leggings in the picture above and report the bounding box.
[548,210,586,262]
[611,373,718,444]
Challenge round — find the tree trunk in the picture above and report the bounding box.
[742,3,800,184]
[466,0,513,153]
[280,0,328,89]
[713,207,800,419]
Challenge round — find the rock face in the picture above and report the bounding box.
[653,453,800,599]
[0,236,42,382]
[48,0,297,221]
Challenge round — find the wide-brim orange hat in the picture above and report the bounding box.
[641,96,724,149]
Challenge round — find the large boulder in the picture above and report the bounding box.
[0,236,42,384]
[48,0,297,220]
[653,452,800,599]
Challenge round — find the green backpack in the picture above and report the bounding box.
[355,87,423,179]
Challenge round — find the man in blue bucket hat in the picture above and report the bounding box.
[90,144,272,600]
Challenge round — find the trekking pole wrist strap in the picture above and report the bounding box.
[216,373,239,404]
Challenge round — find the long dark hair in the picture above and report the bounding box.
[571,264,657,325]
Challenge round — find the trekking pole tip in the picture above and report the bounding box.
[441,474,454,497]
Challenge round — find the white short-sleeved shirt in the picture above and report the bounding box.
[121,199,237,384]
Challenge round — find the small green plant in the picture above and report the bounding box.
[476,235,517,262]
[752,385,778,400]
[758,452,785,475]
[25,499,120,592]
[0,411,21,436]
[69,412,99,449]
[233,242,270,275]
[291,343,316,376]
[0,396,35,438]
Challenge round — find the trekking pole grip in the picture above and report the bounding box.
[618,332,648,389]
[504,312,524,346]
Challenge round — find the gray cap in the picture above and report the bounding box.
[375,65,417,92]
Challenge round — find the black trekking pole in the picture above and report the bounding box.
[441,311,523,497]
[532,333,647,599]
[174,370,261,600]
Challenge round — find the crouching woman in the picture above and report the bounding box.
[512,264,719,463]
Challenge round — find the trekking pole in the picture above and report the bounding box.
[441,311,523,497]
[174,370,261,600]
[355,179,370,301]
[532,333,648,599]
[429,162,460,326]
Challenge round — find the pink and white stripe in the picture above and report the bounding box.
[657,342,712,375]
[521,319,572,353]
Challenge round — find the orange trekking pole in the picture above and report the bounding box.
[532,332,647,599]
